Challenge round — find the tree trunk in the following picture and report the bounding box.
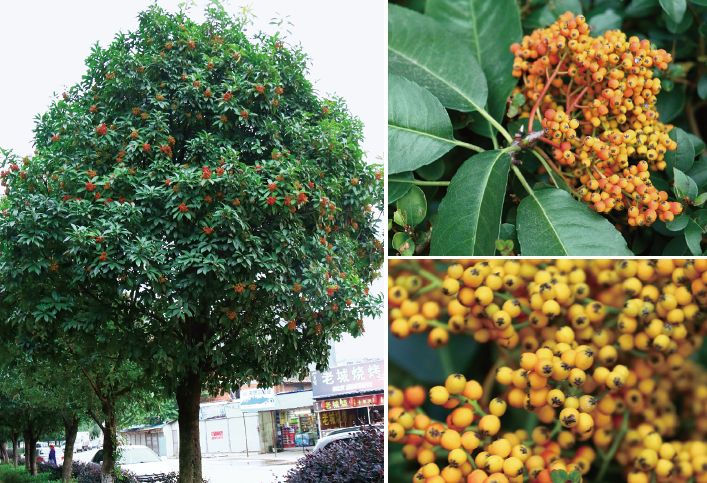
[23,428,38,476]
[0,441,8,464]
[100,401,117,483]
[176,371,203,483]
[11,433,18,467]
[62,415,79,483]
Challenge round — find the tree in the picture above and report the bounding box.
[0,4,382,483]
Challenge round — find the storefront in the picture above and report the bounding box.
[240,389,316,451]
[311,359,385,436]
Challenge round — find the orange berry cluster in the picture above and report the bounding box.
[388,259,707,483]
[510,12,681,226]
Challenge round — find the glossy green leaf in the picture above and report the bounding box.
[525,0,582,29]
[517,189,632,255]
[673,168,698,200]
[665,127,696,172]
[430,150,511,255]
[685,219,703,255]
[625,0,660,17]
[396,185,428,227]
[694,192,707,207]
[699,75,707,100]
[589,9,622,34]
[388,75,457,175]
[657,84,686,122]
[389,172,414,203]
[666,213,690,231]
[392,232,415,256]
[659,0,687,23]
[426,0,521,123]
[388,4,488,112]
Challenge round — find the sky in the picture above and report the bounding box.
[0,0,386,364]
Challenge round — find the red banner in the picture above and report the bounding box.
[315,393,383,411]
[210,431,224,440]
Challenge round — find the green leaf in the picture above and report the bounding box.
[656,84,686,123]
[685,219,703,255]
[694,192,707,207]
[665,127,696,172]
[425,0,521,122]
[673,168,698,200]
[665,213,690,231]
[698,75,707,100]
[550,469,568,483]
[388,75,457,174]
[659,0,687,23]
[686,133,705,154]
[391,232,416,256]
[430,150,511,255]
[625,0,660,17]
[525,0,582,29]
[396,185,428,227]
[517,189,632,255]
[389,172,414,203]
[589,9,622,34]
[388,4,488,112]
[664,9,693,33]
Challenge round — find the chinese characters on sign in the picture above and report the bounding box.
[311,359,384,398]
[210,431,224,440]
[314,393,384,411]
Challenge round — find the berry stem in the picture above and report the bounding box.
[539,137,562,149]
[511,165,535,196]
[549,419,562,439]
[567,85,590,115]
[473,105,513,144]
[596,411,629,482]
[470,399,487,417]
[528,53,567,132]
[406,429,425,437]
[531,148,576,195]
[454,139,486,153]
[389,178,451,187]
[481,358,503,406]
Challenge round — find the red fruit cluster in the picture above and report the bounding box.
[202,166,212,179]
[267,196,277,206]
[223,91,233,102]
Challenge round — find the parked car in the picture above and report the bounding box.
[92,445,169,479]
[313,427,360,452]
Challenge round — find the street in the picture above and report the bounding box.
[72,448,298,483]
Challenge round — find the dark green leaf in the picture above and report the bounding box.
[392,232,416,256]
[389,172,414,203]
[550,469,568,483]
[659,0,687,23]
[430,150,511,255]
[589,9,622,34]
[426,0,521,122]
[665,127,696,172]
[697,74,707,99]
[517,189,632,255]
[396,185,428,227]
[388,75,457,174]
[685,219,703,255]
[673,168,698,200]
[625,0,660,17]
[388,4,488,112]
[665,213,690,231]
[694,192,707,206]
[656,84,686,122]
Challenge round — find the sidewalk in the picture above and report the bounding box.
[197,448,310,464]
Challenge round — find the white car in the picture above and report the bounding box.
[313,427,362,452]
[92,445,169,478]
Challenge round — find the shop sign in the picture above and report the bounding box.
[315,393,383,411]
[311,359,384,398]
[240,387,276,412]
[210,431,224,440]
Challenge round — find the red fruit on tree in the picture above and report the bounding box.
[142,143,151,152]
